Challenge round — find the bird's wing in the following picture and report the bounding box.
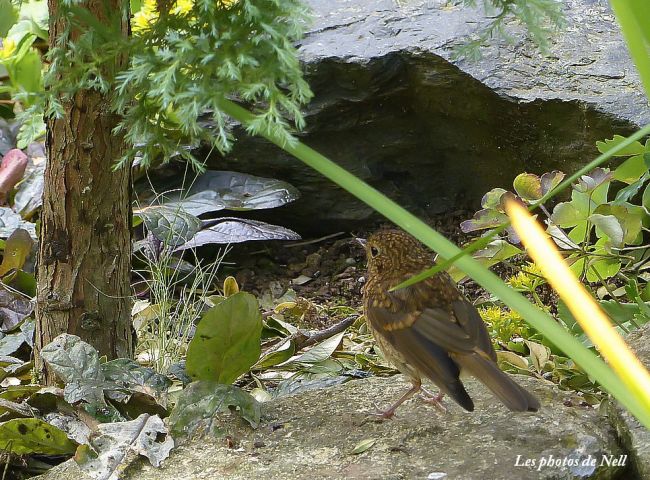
[382,275,496,357]
[379,279,537,412]
[366,295,475,411]
[414,299,498,362]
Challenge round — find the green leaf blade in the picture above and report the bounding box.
[186,292,262,384]
[0,418,78,455]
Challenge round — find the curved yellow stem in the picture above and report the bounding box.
[505,199,650,411]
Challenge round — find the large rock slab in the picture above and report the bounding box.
[38,375,628,480]
[608,323,650,479]
[204,0,647,234]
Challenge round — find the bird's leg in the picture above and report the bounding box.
[372,379,421,419]
[419,387,447,413]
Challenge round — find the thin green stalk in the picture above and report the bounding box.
[610,0,650,99]
[218,98,650,429]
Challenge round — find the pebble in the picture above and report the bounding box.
[305,253,322,269]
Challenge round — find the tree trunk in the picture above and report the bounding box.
[36,0,132,382]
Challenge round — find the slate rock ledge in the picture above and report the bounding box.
[38,374,630,480]
[206,0,648,234]
[607,322,650,480]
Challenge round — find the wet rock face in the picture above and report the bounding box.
[608,324,650,479]
[205,0,646,235]
[38,375,628,480]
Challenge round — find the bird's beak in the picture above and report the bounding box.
[355,237,367,248]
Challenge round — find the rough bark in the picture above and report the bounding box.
[36,0,132,382]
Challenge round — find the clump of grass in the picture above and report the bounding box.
[133,234,229,373]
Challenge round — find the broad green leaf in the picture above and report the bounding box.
[0,0,18,37]
[263,316,298,337]
[473,239,522,260]
[568,254,586,279]
[496,351,529,371]
[40,334,103,384]
[513,173,543,202]
[174,218,300,250]
[567,222,589,244]
[615,173,648,201]
[12,48,42,97]
[448,239,522,282]
[596,135,645,156]
[613,155,648,184]
[525,340,550,372]
[551,202,581,227]
[0,228,34,277]
[130,0,143,14]
[101,359,171,393]
[575,169,612,204]
[558,299,650,335]
[134,205,201,247]
[186,292,262,384]
[586,258,621,283]
[169,381,261,436]
[540,170,565,195]
[589,214,624,246]
[163,170,300,214]
[162,190,226,217]
[480,188,507,210]
[594,203,645,245]
[253,340,295,370]
[0,385,40,402]
[459,208,508,233]
[0,418,77,455]
[278,331,345,366]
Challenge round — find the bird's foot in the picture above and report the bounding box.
[369,409,397,420]
[368,401,397,420]
[419,388,447,413]
[366,382,422,420]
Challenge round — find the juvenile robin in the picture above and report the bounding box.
[360,229,540,418]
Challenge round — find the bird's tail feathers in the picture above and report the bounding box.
[458,354,540,412]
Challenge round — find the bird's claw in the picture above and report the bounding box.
[368,401,397,420]
[368,409,396,420]
[419,389,447,413]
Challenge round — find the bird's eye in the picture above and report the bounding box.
[370,246,380,257]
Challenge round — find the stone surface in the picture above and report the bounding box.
[201,0,647,234]
[608,323,650,480]
[37,375,629,480]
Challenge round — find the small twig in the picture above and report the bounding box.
[259,315,358,359]
[284,232,346,248]
[295,315,358,350]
